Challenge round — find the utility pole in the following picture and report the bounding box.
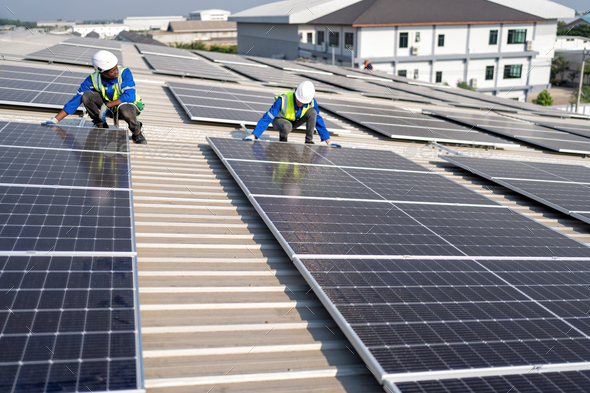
[576,48,587,113]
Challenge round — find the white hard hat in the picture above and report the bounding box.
[295,81,315,104]
[91,50,118,72]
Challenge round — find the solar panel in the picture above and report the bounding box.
[443,155,590,225]
[533,119,590,139]
[167,81,349,133]
[61,37,122,51]
[0,121,142,393]
[208,136,590,391]
[195,51,266,67]
[135,43,197,59]
[319,98,515,148]
[143,54,245,82]
[117,31,166,46]
[0,64,86,110]
[224,63,343,93]
[431,110,590,155]
[26,45,124,67]
[396,370,590,393]
[247,56,336,75]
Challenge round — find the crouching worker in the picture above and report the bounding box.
[41,50,147,144]
[245,81,340,147]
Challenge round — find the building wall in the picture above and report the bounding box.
[150,30,236,45]
[190,10,231,21]
[124,17,185,31]
[555,36,590,50]
[71,25,128,39]
[237,23,300,59]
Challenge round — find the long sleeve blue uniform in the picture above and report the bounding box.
[62,68,137,115]
[252,97,330,141]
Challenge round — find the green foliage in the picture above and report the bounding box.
[456,81,476,91]
[173,42,237,54]
[557,25,590,38]
[551,55,568,80]
[570,86,590,104]
[557,21,566,28]
[0,19,37,28]
[532,90,554,106]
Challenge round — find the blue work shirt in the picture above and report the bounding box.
[63,68,137,115]
[252,97,330,141]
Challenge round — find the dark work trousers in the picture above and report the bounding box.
[82,90,142,135]
[271,108,317,143]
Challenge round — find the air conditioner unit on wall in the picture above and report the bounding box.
[526,41,533,51]
[411,46,419,55]
[471,78,478,89]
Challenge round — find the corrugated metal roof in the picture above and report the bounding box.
[3,32,590,392]
[167,20,237,33]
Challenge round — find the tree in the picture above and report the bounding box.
[532,90,554,106]
[456,81,476,91]
[570,86,590,104]
[551,55,568,81]
[557,25,590,39]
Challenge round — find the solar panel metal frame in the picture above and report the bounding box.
[25,45,124,67]
[194,51,268,67]
[430,110,590,155]
[135,43,197,59]
[143,54,245,82]
[0,121,144,393]
[207,137,590,392]
[167,81,349,133]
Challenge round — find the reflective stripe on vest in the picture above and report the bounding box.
[275,91,315,122]
[90,66,142,107]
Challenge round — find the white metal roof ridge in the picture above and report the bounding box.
[229,0,362,24]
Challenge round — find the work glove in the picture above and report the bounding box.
[330,143,342,148]
[242,134,257,141]
[41,117,59,126]
[99,104,111,123]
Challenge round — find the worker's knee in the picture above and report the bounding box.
[306,108,317,120]
[82,90,101,106]
[117,103,138,120]
[273,118,292,133]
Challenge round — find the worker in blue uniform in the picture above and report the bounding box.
[245,81,340,147]
[41,50,147,144]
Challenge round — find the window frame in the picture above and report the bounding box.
[489,30,498,45]
[507,29,527,44]
[435,71,443,83]
[437,34,445,47]
[503,64,523,79]
[307,32,313,44]
[317,31,325,45]
[329,31,339,47]
[344,32,354,49]
[399,32,408,48]
[485,65,495,80]
[398,70,407,77]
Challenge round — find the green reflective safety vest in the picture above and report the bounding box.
[90,66,143,109]
[275,91,315,121]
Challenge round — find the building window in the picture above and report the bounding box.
[329,31,339,47]
[507,29,527,44]
[414,69,419,79]
[415,32,420,42]
[485,66,495,80]
[503,64,523,79]
[344,32,354,49]
[489,30,498,45]
[307,32,313,44]
[435,71,442,83]
[438,34,445,47]
[399,32,408,48]
[398,70,407,77]
[317,31,324,45]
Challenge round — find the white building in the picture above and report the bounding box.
[38,21,78,28]
[189,9,231,21]
[123,16,185,31]
[71,24,128,39]
[555,36,590,51]
[233,0,574,102]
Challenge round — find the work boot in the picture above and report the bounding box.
[132,132,147,144]
[305,141,315,144]
[94,122,108,129]
[279,137,288,142]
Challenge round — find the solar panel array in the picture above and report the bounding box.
[0,121,142,393]
[0,64,86,110]
[247,56,335,75]
[319,98,515,148]
[61,37,122,51]
[194,50,265,67]
[135,43,197,59]
[143,54,245,82]
[167,81,348,133]
[117,31,166,46]
[533,119,590,139]
[443,156,590,225]
[208,136,590,392]
[431,110,590,155]
[26,45,124,67]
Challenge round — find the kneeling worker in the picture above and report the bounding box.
[246,81,339,146]
[42,50,147,144]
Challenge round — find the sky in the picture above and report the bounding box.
[1,0,588,22]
